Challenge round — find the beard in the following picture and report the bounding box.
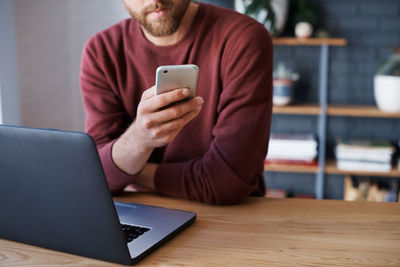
[125,0,190,37]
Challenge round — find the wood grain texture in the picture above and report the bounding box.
[272,38,347,46]
[273,104,400,118]
[327,105,400,118]
[265,161,319,173]
[273,104,321,115]
[1,193,400,266]
[325,160,400,177]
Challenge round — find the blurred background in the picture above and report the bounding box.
[1,0,130,129]
[1,0,399,201]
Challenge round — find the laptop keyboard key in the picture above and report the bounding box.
[121,223,150,243]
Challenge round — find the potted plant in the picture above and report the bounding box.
[273,63,300,106]
[374,48,400,112]
[235,0,289,36]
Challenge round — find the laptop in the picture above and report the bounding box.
[0,125,196,265]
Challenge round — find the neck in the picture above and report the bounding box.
[142,2,198,46]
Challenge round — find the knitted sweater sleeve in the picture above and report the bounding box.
[80,36,138,193]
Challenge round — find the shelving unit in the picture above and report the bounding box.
[266,37,400,199]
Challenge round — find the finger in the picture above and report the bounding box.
[150,88,191,111]
[141,86,156,101]
[146,96,203,126]
[157,104,200,133]
[152,111,202,143]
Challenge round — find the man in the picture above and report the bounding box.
[80,0,273,205]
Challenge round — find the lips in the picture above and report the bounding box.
[148,8,169,19]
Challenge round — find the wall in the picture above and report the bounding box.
[0,0,21,125]
[14,0,129,131]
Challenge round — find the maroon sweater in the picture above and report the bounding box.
[80,3,273,205]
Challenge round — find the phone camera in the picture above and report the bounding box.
[163,70,168,74]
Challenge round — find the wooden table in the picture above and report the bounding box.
[1,193,400,266]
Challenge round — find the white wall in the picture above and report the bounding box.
[14,0,129,131]
[0,0,21,125]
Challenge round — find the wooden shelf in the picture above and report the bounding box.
[327,105,400,118]
[273,104,400,118]
[265,160,400,177]
[325,160,400,177]
[272,37,347,46]
[273,103,320,115]
[264,162,319,174]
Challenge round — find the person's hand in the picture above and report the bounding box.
[131,86,204,152]
[111,86,203,176]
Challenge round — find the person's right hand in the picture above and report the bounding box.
[132,86,204,152]
[111,86,203,176]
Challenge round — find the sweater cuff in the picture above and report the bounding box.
[98,140,136,191]
[154,162,185,199]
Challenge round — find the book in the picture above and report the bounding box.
[336,139,395,172]
[335,150,392,163]
[336,139,395,154]
[344,177,359,201]
[344,178,373,201]
[270,133,318,148]
[266,153,317,161]
[267,133,318,162]
[268,146,317,156]
[265,159,318,166]
[344,177,398,202]
[366,183,387,202]
[337,139,394,149]
[337,160,392,172]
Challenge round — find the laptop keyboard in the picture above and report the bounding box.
[121,224,150,243]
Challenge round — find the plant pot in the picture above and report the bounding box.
[374,75,400,112]
[273,79,294,106]
[295,22,313,38]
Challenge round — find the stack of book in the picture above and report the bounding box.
[335,139,395,172]
[266,133,318,165]
[344,177,399,202]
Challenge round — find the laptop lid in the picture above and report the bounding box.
[0,125,133,264]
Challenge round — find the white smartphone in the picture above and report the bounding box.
[155,64,199,98]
